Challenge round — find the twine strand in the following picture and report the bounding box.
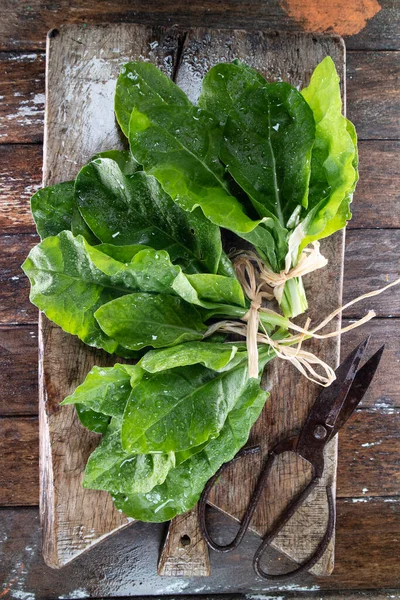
[208,249,400,385]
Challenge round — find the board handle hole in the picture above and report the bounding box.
[180,534,191,547]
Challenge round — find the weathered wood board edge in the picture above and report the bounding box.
[39,23,345,577]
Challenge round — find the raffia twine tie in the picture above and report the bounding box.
[206,249,400,385]
[232,242,328,304]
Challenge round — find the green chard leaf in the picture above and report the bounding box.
[301,117,359,247]
[21,232,197,355]
[31,181,76,239]
[95,293,208,351]
[30,150,138,244]
[91,149,140,175]
[113,356,272,521]
[75,404,110,434]
[83,417,175,495]
[115,62,263,235]
[115,61,193,138]
[121,354,268,455]
[199,61,315,225]
[297,56,357,252]
[185,273,245,307]
[61,364,136,417]
[75,156,222,274]
[140,341,243,373]
[199,61,316,272]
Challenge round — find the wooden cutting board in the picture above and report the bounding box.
[40,23,345,577]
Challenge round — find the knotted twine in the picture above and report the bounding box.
[232,242,328,304]
[205,246,400,385]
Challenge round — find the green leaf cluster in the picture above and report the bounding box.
[61,345,274,521]
[22,56,358,522]
[116,56,357,317]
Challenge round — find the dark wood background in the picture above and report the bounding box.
[0,1,399,599]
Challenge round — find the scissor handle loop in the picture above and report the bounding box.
[199,438,304,553]
[198,446,262,552]
[253,482,336,581]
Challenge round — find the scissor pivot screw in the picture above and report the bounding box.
[314,425,327,440]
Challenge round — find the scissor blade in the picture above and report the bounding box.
[327,345,385,440]
[297,337,370,459]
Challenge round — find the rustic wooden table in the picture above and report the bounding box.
[0,2,399,599]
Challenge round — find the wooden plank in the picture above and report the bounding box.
[0,0,398,52]
[40,23,184,569]
[321,497,400,589]
[0,325,38,416]
[2,230,399,326]
[351,140,400,229]
[0,234,38,325]
[1,141,398,234]
[1,50,399,145]
[1,499,400,596]
[343,230,400,318]
[174,28,360,577]
[340,318,400,409]
[3,405,399,507]
[0,417,38,505]
[0,144,42,234]
[347,51,400,140]
[1,319,397,421]
[337,408,400,498]
[0,52,45,143]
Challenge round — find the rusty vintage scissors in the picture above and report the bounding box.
[198,337,384,581]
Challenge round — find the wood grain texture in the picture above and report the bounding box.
[0,2,398,597]
[157,507,211,576]
[1,319,397,423]
[1,50,399,145]
[1,500,400,597]
[0,417,38,505]
[0,145,42,234]
[40,23,183,569]
[0,0,398,52]
[340,319,400,409]
[0,18,397,591]
[1,140,397,234]
[0,234,38,325]
[0,325,38,416]
[343,230,400,318]
[337,409,400,498]
[347,51,400,140]
[352,141,400,229]
[3,406,400,507]
[0,52,45,143]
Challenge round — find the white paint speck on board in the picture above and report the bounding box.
[58,590,88,599]
[246,595,285,600]
[8,53,38,61]
[154,580,191,594]
[10,592,35,600]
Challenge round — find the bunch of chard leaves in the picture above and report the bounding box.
[116,56,358,317]
[22,56,358,522]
